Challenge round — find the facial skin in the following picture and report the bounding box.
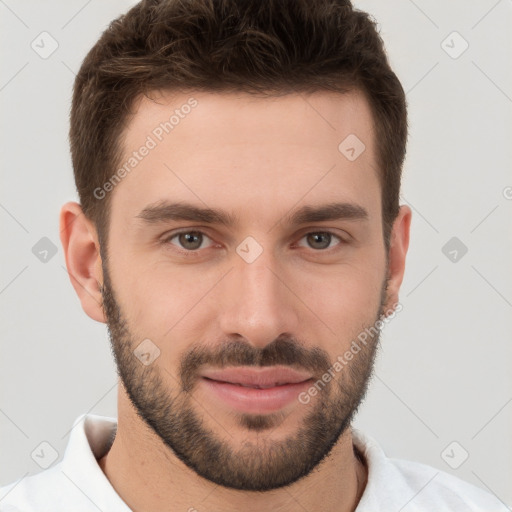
[60,90,411,512]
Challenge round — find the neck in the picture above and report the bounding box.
[98,390,367,512]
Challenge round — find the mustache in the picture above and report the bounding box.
[179,336,332,392]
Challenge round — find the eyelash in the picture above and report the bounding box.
[160,229,347,257]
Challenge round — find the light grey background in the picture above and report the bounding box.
[1,0,511,507]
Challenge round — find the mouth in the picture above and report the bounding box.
[200,365,313,388]
[202,379,303,389]
[198,366,314,414]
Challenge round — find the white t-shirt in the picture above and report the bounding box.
[0,414,507,511]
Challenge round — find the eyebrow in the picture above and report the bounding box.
[134,200,369,228]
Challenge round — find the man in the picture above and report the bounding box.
[0,0,507,510]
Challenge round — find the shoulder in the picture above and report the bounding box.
[389,457,506,511]
[0,414,126,512]
[352,429,508,512]
[0,463,82,512]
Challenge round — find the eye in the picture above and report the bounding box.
[162,230,214,252]
[160,229,347,255]
[296,231,344,250]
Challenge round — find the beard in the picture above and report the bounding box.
[99,259,388,492]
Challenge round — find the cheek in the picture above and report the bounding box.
[294,257,386,340]
[109,232,386,350]
[111,257,219,348]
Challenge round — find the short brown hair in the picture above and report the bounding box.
[70,0,407,254]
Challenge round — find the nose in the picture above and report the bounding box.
[217,245,300,350]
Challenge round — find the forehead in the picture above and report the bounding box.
[111,89,380,229]
[125,88,375,150]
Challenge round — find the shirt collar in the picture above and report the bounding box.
[60,413,131,511]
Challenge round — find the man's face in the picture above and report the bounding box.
[99,90,392,491]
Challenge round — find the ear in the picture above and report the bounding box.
[59,201,106,323]
[383,205,412,313]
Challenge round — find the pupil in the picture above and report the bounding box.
[180,232,201,250]
[309,233,330,249]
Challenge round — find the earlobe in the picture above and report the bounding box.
[59,201,106,323]
[384,205,412,313]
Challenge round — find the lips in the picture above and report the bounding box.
[200,366,313,388]
[199,367,315,414]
